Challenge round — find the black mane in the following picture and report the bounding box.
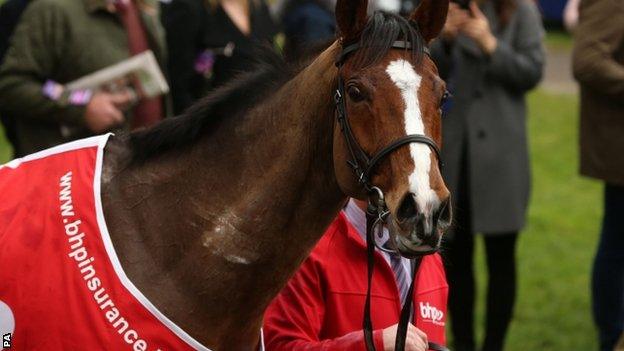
[130,46,293,161]
[130,11,424,161]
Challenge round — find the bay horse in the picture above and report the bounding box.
[101,0,451,349]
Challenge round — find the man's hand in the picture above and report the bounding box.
[441,3,470,42]
[84,91,133,133]
[382,323,429,351]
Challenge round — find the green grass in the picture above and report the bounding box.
[545,30,574,51]
[0,89,599,350]
[467,90,601,351]
[0,124,12,163]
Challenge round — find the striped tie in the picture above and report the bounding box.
[384,241,411,305]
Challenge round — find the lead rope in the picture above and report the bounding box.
[363,208,377,350]
[395,257,421,350]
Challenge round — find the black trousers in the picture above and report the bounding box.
[443,157,519,351]
[444,228,518,351]
[592,184,624,351]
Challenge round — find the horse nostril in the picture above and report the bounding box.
[397,193,419,224]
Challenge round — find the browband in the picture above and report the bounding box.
[336,40,430,67]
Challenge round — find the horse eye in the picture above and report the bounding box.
[440,90,452,106]
[347,86,365,102]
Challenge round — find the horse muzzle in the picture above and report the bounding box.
[389,193,452,258]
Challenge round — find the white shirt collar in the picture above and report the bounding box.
[342,200,414,287]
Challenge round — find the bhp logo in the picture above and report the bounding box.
[419,302,444,324]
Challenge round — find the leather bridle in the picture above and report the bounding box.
[334,42,443,193]
[335,40,450,351]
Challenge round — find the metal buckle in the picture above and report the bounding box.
[334,89,342,104]
[368,187,386,216]
[358,172,367,185]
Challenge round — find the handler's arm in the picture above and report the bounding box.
[263,256,385,351]
[572,0,624,100]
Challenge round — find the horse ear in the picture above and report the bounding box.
[335,0,369,42]
[409,0,449,43]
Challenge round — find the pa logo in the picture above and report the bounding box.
[0,300,14,348]
[2,333,11,348]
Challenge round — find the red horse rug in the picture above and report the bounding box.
[0,135,226,350]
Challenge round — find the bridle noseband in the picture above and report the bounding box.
[335,40,449,351]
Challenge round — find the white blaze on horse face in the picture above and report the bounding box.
[385,59,440,215]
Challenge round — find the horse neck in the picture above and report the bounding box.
[179,43,347,338]
[107,43,347,345]
[190,43,347,262]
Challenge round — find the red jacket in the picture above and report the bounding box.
[264,212,448,351]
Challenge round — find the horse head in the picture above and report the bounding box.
[332,0,452,258]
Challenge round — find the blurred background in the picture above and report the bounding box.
[450,1,601,349]
[0,0,606,350]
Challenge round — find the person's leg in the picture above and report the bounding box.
[444,223,476,351]
[443,142,476,351]
[482,232,518,351]
[444,160,476,351]
[592,184,624,351]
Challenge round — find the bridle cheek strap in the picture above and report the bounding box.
[334,78,372,187]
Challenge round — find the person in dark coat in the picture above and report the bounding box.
[572,1,624,350]
[430,1,545,350]
[0,0,29,60]
[0,0,170,157]
[204,0,277,89]
[0,0,31,156]
[163,0,277,114]
[161,0,206,114]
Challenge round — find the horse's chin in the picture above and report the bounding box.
[388,217,441,259]
[396,235,440,259]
